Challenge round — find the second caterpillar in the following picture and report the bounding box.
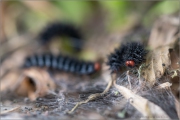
[23,54,101,75]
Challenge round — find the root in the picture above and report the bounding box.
[68,73,116,114]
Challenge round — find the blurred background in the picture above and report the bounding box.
[1,1,179,39]
[0,0,179,37]
[0,0,179,70]
[0,0,179,63]
[0,0,179,65]
[0,1,179,119]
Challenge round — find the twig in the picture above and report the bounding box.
[68,73,116,114]
[0,106,20,115]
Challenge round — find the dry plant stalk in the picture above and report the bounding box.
[156,82,172,89]
[68,73,115,114]
[141,46,172,86]
[113,80,170,119]
[148,15,179,49]
[0,106,20,115]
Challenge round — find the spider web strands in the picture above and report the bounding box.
[114,70,179,119]
[113,81,171,119]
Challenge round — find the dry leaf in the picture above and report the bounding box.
[113,81,170,119]
[1,68,56,101]
[141,46,171,85]
[0,34,35,58]
[0,50,28,76]
[0,70,21,92]
[13,68,56,101]
[148,16,179,49]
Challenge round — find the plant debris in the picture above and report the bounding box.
[1,13,179,120]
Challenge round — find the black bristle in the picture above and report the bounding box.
[107,46,126,72]
[23,54,99,75]
[107,42,147,72]
[124,42,147,64]
[39,22,83,51]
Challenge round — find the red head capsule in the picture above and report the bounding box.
[94,62,101,71]
[125,60,135,67]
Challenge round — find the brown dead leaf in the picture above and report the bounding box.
[141,46,171,85]
[13,68,56,101]
[113,81,170,119]
[0,49,28,76]
[148,15,179,49]
[0,34,35,59]
[0,70,21,92]
[1,68,56,101]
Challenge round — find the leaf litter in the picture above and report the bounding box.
[1,15,180,120]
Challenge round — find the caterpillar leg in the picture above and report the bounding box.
[68,76,114,114]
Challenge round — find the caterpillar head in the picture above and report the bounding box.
[107,42,147,73]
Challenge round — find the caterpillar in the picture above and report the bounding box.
[23,54,101,75]
[39,22,83,51]
[107,42,147,72]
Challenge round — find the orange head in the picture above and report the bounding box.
[94,62,101,71]
[125,60,135,67]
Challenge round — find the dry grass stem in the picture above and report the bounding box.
[113,80,171,118]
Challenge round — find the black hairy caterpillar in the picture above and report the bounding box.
[23,54,101,75]
[107,42,147,72]
[39,22,83,51]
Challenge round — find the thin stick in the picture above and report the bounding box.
[68,73,115,114]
